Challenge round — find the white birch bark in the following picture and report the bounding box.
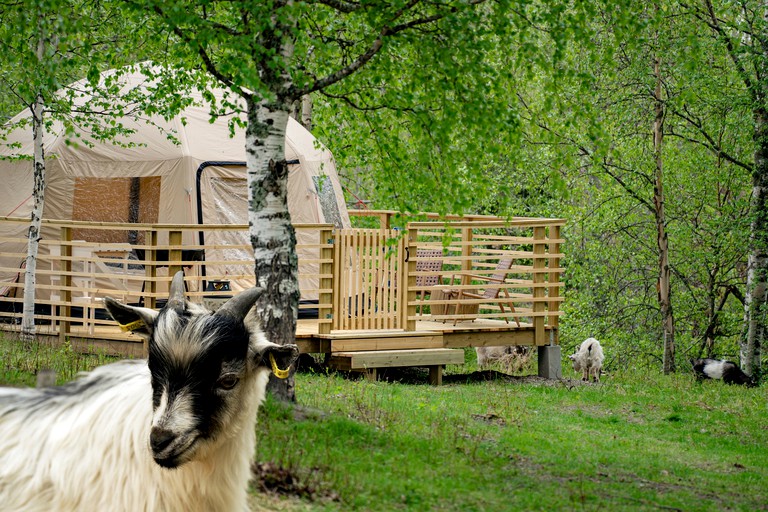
[240,2,302,402]
[244,101,299,402]
[740,106,768,378]
[21,18,50,339]
[21,93,46,339]
[738,3,768,379]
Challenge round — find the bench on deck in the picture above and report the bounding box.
[327,348,465,385]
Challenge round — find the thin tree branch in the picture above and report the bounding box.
[311,0,362,13]
[292,0,487,98]
[601,161,656,214]
[666,104,753,172]
[702,0,756,100]
[319,89,422,113]
[130,1,248,99]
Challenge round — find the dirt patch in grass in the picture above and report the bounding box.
[251,461,339,504]
[443,370,590,388]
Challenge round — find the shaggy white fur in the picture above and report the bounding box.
[0,360,267,511]
[0,273,299,512]
[569,337,605,382]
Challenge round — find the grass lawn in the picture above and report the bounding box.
[1,336,766,511]
[255,359,768,511]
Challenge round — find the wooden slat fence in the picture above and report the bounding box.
[331,228,404,330]
[0,217,328,342]
[1,212,564,347]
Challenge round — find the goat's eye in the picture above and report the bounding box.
[217,375,239,390]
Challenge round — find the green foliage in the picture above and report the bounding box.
[320,0,760,370]
[0,0,206,153]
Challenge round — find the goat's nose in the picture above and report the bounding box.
[150,426,175,453]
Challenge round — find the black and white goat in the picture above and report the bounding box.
[692,358,756,387]
[0,272,299,511]
[569,337,605,382]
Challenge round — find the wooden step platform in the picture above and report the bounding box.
[318,329,444,353]
[327,348,465,385]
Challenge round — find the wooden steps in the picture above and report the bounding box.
[327,348,465,385]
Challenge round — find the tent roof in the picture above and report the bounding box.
[0,67,329,166]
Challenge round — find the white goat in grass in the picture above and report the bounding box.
[569,337,605,382]
[0,272,299,512]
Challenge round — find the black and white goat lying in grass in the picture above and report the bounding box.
[692,358,756,387]
[0,272,299,511]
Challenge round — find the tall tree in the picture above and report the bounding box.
[0,0,94,338]
[0,1,197,337]
[128,0,608,400]
[481,1,752,370]
[652,39,675,373]
[677,0,768,378]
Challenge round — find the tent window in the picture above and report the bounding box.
[72,177,160,243]
[207,176,247,224]
[313,175,343,228]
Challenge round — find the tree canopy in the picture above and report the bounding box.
[2,0,765,376]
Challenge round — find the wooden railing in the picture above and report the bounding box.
[0,217,331,342]
[1,213,564,344]
[347,210,565,340]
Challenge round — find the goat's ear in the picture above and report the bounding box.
[104,297,159,339]
[568,354,576,361]
[254,342,300,379]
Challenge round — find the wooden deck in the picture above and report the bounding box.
[296,318,554,353]
[1,212,564,383]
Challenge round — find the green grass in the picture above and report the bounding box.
[0,333,118,386]
[256,364,768,511]
[1,334,765,511]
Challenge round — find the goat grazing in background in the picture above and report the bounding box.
[476,346,531,372]
[0,272,299,511]
[569,337,605,382]
[692,358,756,387]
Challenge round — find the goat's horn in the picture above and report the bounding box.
[215,287,263,321]
[166,271,186,312]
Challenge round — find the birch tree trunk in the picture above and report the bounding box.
[21,92,46,339]
[701,0,766,381]
[300,95,312,131]
[21,18,50,339]
[741,105,768,379]
[245,100,299,402]
[653,53,675,373]
[290,95,312,131]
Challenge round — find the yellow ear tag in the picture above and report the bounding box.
[269,352,291,379]
[119,319,145,332]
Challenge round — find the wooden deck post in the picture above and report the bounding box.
[58,227,72,344]
[548,224,561,345]
[532,226,547,346]
[380,211,392,229]
[145,229,157,310]
[403,228,417,331]
[428,365,443,386]
[318,228,333,335]
[331,229,343,330]
[168,230,183,279]
[458,227,473,323]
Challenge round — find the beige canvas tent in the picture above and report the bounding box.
[0,68,350,305]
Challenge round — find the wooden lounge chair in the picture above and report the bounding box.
[447,258,520,326]
[413,248,443,313]
[373,247,444,316]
